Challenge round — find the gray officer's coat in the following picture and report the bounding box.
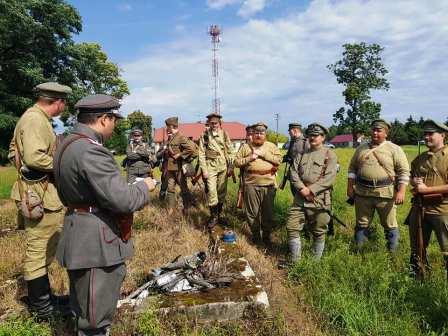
[283,135,308,164]
[54,123,150,270]
[125,142,154,176]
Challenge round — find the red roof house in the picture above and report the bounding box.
[153,121,246,143]
[329,134,354,147]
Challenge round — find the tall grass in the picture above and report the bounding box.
[0,166,16,200]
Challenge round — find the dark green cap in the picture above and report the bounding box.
[288,122,302,130]
[75,94,123,118]
[251,122,268,132]
[245,124,253,132]
[165,117,178,127]
[131,127,143,135]
[371,119,391,130]
[422,119,448,133]
[35,82,72,99]
[206,113,222,122]
[306,123,328,136]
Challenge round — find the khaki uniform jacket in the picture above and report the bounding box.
[8,104,63,211]
[198,129,235,174]
[125,142,154,175]
[290,146,338,209]
[165,132,196,171]
[348,141,409,198]
[54,124,150,269]
[411,145,448,215]
[234,141,281,186]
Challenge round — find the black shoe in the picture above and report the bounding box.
[26,275,54,321]
[207,205,219,229]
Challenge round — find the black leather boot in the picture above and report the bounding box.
[207,205,219,229]
[26,274,54,320]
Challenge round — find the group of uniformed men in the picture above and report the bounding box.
[8,81,448,335]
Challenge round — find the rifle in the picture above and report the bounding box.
[414,195,426,280]
[312,197,347,228]
[236,168,244,209]
[280,162,290,190]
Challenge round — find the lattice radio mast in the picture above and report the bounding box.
[209,25,221,115]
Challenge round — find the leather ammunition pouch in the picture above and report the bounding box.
[181,162,196,177]
[422,193,446,206]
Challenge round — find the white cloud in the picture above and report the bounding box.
[122,0,448,132]
[207,0,241,10]
[237,0,267,18]
[116,3,132,11]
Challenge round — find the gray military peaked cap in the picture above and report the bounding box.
[75,94,124,119]
[35,82,72,99]
[423,119,448,133]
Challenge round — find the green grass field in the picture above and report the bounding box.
[1,146,447,335]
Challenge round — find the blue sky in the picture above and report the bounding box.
[68,0,448,132]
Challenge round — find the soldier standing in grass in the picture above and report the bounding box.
[54,94,156,336]
[234,122,281,246]
[160,117,197,211]
[198,113,236,228]
[283,122,308,195]
[347,119,409,251]
[8,82,72,320]
[285,123,337,261]
[408,120,448,279]
[124,127,155,183]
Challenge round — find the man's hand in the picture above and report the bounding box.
[172,153,181,160]
[202,171,209,179]
[249,153,258,161]
[415,182,429,194]
[253,149,263,157]
[300,186,311,197]
[394,189,406,204]
[143,177,156,191]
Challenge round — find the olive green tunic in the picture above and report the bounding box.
[8,104,63,280]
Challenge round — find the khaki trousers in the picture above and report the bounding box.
[355,195,398,229]
[206,168,228,207]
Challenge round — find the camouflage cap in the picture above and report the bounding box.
[75,94,123,118]
[35,82,72,99]
[206,113,222,123]
[165,117,178,127]
[131,127,143,135]
[252,122,268,132]
[371,119,391,130]
[422,119,448,133]
[288,122,302,130]
[306,123,328,136]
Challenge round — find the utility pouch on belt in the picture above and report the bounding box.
[117,213,133,242]
[421,193,444,206]
[181,162,196,177]
[20,189,45,220]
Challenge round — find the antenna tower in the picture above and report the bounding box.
[209,25,221,115]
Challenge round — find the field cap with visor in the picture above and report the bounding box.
[422,119,448,133]
[75,94,123,119]
[371,119,391,130]
[34,82,72,99]
[306,123,328,136]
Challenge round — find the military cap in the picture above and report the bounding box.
[34,82,72,99]
[75,94,123,118]
[131,127,143,135]
[245,124,253,132]
[306,123,328,136]
[251,122,268,132]
[371,119,391,130]
[422,119,448,133]
[288,122,302,130]
[206,113,223,122]
[165,117,178,127]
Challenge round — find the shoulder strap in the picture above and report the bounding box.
[55,133,91,183]
[317,149,330,181]
[371,150,395,181]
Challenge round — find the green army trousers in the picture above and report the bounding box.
[355,195,398,229]
[408,212,448,257]
[206,168,228,207]
[244,185,276,242]
[166,170,194,209]
[19,205,64,281]
[286,195,330,241]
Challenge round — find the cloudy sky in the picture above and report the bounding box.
[69,0,448,132]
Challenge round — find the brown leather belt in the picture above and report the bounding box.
[68,204,100,213]
[247,168,275,175]
[356,177,393,188]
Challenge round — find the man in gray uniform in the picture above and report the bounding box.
[54,94,155,336]
[283,122,308,195]
[124,127,155,183]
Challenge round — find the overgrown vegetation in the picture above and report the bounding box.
[1,147,447,335]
